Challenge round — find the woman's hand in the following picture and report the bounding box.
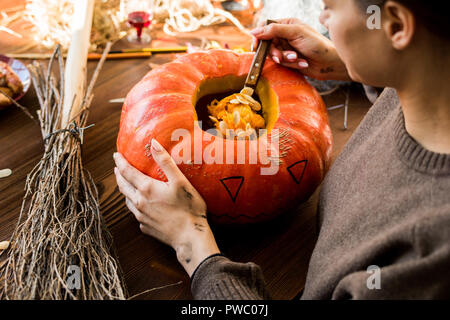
[251,18,351,81]
[113,139,220,277]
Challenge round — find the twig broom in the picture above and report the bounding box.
[0,0,126,299]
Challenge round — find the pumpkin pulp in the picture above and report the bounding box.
[193,75,279,139]
[207,94,265,139]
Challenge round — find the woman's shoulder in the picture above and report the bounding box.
[329,87,400,165]
[357,87,400,134]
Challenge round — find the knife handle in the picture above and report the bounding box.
[244,20,277,90]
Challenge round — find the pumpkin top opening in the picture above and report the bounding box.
[193,75,279,139]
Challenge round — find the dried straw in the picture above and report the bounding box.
[0,43,127,300]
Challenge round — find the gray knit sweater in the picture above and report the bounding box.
[191,88,450,299]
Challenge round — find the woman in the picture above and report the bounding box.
[114,0,450,299]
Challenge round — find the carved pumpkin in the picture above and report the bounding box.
[117,49,332,224]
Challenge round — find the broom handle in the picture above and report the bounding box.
[61,0,95,128]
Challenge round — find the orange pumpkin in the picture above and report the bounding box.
[117,49,332,224]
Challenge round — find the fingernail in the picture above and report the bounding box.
[273,56,280,64]
[298,61,309,68]
[113,152,117,159]
[151,139,163,152]
[250,27,264,35]
[286,53,297,60]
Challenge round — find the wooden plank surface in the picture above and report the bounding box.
[0,0,372,299]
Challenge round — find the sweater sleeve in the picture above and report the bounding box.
[191,255,271,300]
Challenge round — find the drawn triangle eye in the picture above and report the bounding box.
[220,176,244,202]
[287,160,307,184]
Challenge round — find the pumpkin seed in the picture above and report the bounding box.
[219,121,227,132]
[240,87,254,96]
[236,95,249,105]
[209,116,219,124]
[241,94,262,111]
[233,111,240,126]
[241,94,256,104]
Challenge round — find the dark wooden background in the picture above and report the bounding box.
[0,0,371,299]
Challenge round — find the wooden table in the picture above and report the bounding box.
[0,1,371,299]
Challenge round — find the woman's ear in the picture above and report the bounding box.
[382,1,415,50]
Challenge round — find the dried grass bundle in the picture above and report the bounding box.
[0,43,127,300]
[24,0,124,50]
[151,0,249,35]
[0,5,23,38]
[17,0,249,51]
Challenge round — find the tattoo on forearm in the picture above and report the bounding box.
[194,223,205,232]
[176,242,193,265]
[178,186,194,211]
[177,186,207,219]
[181,186,193,200]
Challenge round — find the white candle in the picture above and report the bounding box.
[61,0,95,128]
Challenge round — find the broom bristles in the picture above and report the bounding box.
[0,43,127,299]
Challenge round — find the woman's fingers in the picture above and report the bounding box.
[114,152,154,191]
[125,197,171,245]
[270,44,283,63]
[139,223,171,246]
[282,50,298,62]
[125,197,159,225]
[150,139,186,185]
[251,19,274,50]
[125,197,146,222]
[270,45,308,68]
[250,23,304,41]
[279,59,310,70]
[114,167,137,200]
[271,45,299,63]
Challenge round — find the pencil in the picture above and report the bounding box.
[6,52,153,60]
[109,47,188,54]
[6,47,188,60]
[87,52,152,60]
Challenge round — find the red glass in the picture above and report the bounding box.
[128,11,152,40]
